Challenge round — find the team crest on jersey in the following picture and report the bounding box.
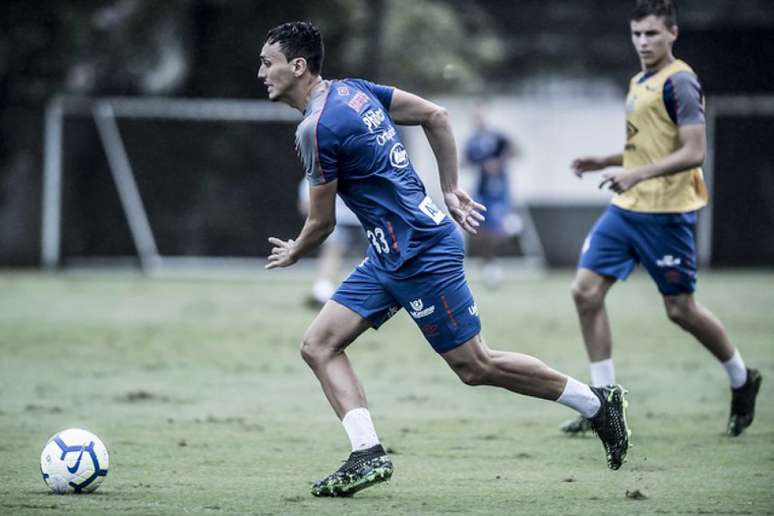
[626,94,636,113]
[390,142,409,169]
[337,86,350,97]
[347,92,369,112]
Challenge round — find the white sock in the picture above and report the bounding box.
[722,350,748,389]
[312,279,335,304]
[590,358,615,387]
[341,408,380,451]
[557,376,602,419]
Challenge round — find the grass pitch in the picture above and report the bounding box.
[0,268,772,515]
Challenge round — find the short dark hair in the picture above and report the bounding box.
[265,21,324,75]
[631,0,678,28]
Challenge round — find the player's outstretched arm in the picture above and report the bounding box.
[388,89,485,234]
[266,180,337,269]
[571,154,623,178]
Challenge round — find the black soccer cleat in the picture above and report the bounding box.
[589,384,630,470]
[311,444,393,497]
[728,368,762,437]
[560,415,593,435]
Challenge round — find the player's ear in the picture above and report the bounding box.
[292,57,308,77]
[669,24,679,42]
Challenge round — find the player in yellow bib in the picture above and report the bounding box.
[563,0,761,437]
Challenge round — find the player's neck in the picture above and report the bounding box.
[288,75,323,112]
[642,52,675,74]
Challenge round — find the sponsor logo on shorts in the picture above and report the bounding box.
[348,92,369,112]
[467,303,479,317]
[386,304,401,320]
[409,298,435,319]
[664,270,682,284]
[421,323,439,337]
[389,142,409,169]
[656,255,681,267]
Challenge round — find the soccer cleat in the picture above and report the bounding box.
[560,415,593,435]
[311,444,393,497]
[728,368,762,437]
[589,384,630,470]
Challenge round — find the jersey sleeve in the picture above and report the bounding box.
[348,79,394,110]
[663,71,705,126]
[295,119,339,186]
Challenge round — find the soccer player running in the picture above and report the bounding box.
[563,0,761,437]
[259,21,630,497]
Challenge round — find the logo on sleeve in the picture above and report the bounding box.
[409,299,435,319]
[418,195,446,224]
[389,142,409,169]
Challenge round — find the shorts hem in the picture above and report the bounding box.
[433,326,481,355]
[330,295,383,330]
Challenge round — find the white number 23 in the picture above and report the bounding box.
[366,227,390,254]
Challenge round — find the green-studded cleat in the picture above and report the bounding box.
[560,415,593,435]
[728,368,762,437]
[311,444,393,497]
[589,385,631,470]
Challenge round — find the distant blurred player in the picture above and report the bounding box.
[259,21,630,497]
[463,105,520,288]
[298,179,362,307]
[563,0,761,437]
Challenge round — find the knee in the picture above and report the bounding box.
[571,279,605,313]
[300,332,336,367]
[664,298,694,327]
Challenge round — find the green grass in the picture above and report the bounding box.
[0,269,772,515]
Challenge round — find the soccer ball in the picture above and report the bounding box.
[40,428,109,494]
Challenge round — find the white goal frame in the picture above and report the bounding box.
[41,95,300,274]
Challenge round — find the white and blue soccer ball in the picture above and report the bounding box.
[40,428,109,494]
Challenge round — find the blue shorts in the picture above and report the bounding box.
[332,229,481,354]
[578,205,698,296]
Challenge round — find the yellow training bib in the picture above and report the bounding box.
[613,59,708,213]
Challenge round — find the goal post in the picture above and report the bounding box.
[41,95,301,274]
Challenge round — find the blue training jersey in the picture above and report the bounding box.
[295,78,456,271]
[464,128,510,203]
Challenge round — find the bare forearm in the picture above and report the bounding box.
[632,146,703,181]
[290,218,335,260]
[422,109,459,193]
[604,154,623,167]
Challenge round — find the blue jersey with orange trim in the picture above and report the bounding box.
[295,79,456,271]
